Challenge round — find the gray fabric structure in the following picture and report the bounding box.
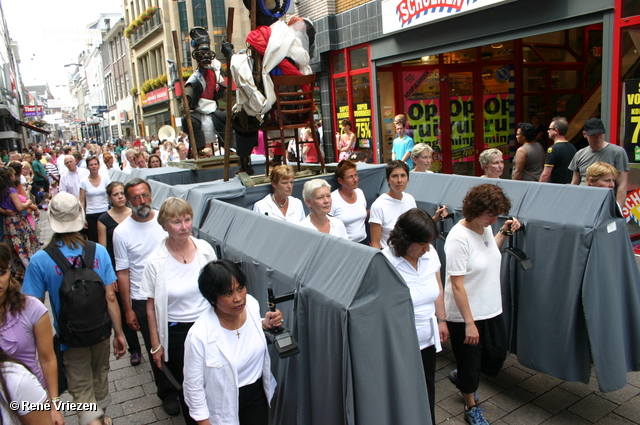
[198,200,432,425]
[115,162,639,425]
[405,172,640,392]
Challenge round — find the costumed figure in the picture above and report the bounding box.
[184,27,259,174]
[230,4,317,169]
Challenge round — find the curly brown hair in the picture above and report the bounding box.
[388,209,438,257]
[0,242,25,325]
[462,184,511,221]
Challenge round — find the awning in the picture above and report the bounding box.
[18,120,50,135]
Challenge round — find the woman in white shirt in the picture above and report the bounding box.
[0,352,53,425]
[411,143,435,173]
[369,161,415,249]
[383,208,448,425]
[141,197,217,425]
[79,156,110,242]
[183,260,283,425]
[298,179,348,239]
[253,165,305,223]
[330,160,368,243]
[444,184,520,425]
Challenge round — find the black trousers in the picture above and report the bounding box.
[131,299,177,401]
[448,314,507,395]
[239,376,268,425]
[166,322,197,425]
[85,212,105,243]
[420,345,436,425]
[115,290,140,355]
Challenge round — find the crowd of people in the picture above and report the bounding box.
[0,112,629,425]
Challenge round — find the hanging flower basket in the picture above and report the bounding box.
[125,6,160,38]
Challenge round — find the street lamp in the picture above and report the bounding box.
[64,63,83,67]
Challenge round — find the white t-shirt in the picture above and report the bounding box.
[298,215,349,239]
[383,246,441,350]
[444,222,503,322]
[166,255,210,322]
[330,188,368,242]
[0,362,47,423]
[253,194,305,223]
[369,192,417,249]
[79,175,110,214]
[113,214,168,300]
[222,316,264,387]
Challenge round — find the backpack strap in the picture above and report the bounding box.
[44,245,74,273]
[84,241,96,271]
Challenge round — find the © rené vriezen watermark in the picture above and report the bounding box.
[9,400,98,412]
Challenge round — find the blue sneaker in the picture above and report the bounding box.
[448,369,480,403]
[464,406,490,425]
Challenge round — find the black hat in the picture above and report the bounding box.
[584,118,606,136]
[189,27,210,51]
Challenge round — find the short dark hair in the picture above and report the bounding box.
[388,209,438,257]
[124,178,151,200]
[198,260,247,307]
[517,122,537,142]
[385,160,410,181]
[86,155,99,167]
[551,117,568,136]
[462,184,511,221]
[335,159,356,180]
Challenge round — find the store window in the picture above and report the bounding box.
[481,42,514,62]
[403,68,442,171]
[331,44,374,162]
[622,0,640,18]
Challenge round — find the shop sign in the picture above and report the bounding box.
[483,93,511,154]
[623,79,640,163]
[405,99,443,172]
[623,188,640,225]
[120,111,128,122]
[382,0,516,34]
[354,103,372,148]
[23,105,44,117]
[450,95,474,163]
[142,87,169,107]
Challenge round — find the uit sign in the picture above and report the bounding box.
[382,0,517,34]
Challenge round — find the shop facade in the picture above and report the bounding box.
[315,0,618,173]
[140,86,171,137]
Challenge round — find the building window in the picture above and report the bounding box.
[178,1,188,32]
[192,0,208,27]
[211,0,225,27]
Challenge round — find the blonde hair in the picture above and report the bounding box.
[157,197,193,227]
[302,179,330,202]
[270,165,295,185]
[479,148,503,167]
[586,162,618,185]
[411,143,433,158]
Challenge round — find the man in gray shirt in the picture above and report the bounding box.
[569,118,629,205]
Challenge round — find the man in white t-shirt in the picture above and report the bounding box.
[113,178,179,416]
[59,155,89,198]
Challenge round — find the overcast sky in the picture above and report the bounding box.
[2,0,122,98]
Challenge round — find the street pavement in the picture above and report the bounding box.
[38,212,640,425]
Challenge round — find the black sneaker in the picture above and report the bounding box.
[162,396,180,416]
